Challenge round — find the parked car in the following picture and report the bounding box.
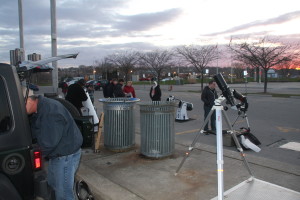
[0,63,53,200]
[66,79,76,86]
[94,80,108,91]
[0,63,96,199]
[161,77,173,82]
[85,80,96,88]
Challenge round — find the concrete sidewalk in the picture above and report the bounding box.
[76,134,300,200]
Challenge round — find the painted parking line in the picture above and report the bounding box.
[234,120,245,124]
[277,126,300,133]
[176,129,200,135]
[279,142,300,151]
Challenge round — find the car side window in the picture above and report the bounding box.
[0,77,12,133]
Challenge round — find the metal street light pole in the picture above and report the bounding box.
[18,0,25,61]
[50,0,58,93]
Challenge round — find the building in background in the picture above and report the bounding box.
[10,48,25,66]
[28,53,41,61]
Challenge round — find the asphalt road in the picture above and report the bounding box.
[92,82,300,166]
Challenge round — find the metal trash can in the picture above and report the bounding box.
[139,101,176,158]
[99,98,140,152]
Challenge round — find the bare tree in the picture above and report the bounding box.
[95,57,114,79]
[139,49,173,84]
[229,37,298,93]
[107,51,139,82]
[232,62,245,79]
[176,45,219,91]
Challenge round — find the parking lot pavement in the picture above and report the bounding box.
[93,82,300,167]
[77,134,300,200]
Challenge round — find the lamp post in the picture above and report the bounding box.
[18,0,25,61]
[93,70,96,80]
[50,0,58,92]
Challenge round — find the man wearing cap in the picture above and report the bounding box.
[26,95,82,200]
[65,79,88,114]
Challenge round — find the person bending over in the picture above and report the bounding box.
[26,95,82,200]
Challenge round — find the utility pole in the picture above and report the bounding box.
[50,0,58,93]
[18,0,25,62]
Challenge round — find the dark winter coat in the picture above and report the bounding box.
[65,83,88,112]
[30,96,83,158]
[201,86,218,107]
[113,83,125,97]
[103,82,112,98]
[105,83,114,98]
[150,85,161,101]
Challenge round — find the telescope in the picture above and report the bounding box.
[213,73,249,113]
[166,96,193,121]
[233,89,248,112]
[213,73,236,107]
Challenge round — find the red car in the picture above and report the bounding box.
[94,80,108,90]
[139,77,151,81]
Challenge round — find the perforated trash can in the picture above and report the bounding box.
[99,98,140,151]
[139,101,176,158]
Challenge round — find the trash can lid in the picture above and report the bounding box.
[99,98,140,103]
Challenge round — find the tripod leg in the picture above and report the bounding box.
[244,114,251,130]
[231,115,240,128]
[175,108,215,175]
[231,133,254,178]
[216,107,224,200]
[222,111,254,178]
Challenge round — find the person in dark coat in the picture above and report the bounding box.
[103,78,112,98]
[113,79,125,97]
[65,79,88,114]
[201,80,218,132]
[106,78,117,98]
[150,81,161,101]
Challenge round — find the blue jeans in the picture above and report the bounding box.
[204,105,216,131]
[48,149,81,200]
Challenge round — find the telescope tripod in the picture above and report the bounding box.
[175,97,254,200]
[232,110,250,131]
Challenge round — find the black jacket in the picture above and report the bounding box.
[201,86,218,107]
[150,85,161,101]
[103,82,110,98]
[113,83,125,97]
[65,83,87,111]
[105,83,114,98]
[30,96,83,158]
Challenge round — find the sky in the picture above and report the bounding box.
[1,0,300,67]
